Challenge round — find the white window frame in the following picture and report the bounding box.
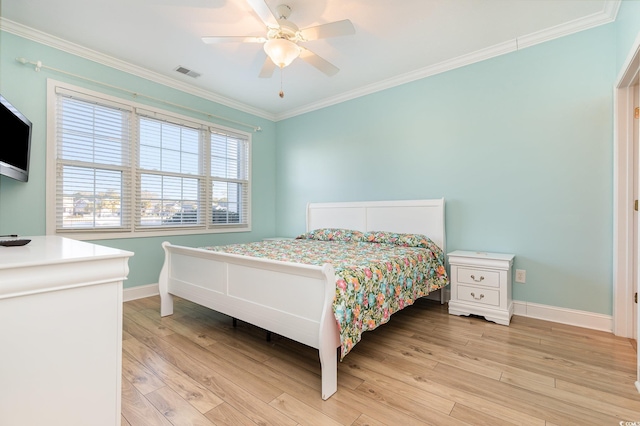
[46,79,252,240]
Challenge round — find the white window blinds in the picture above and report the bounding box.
[55,94,132,231]
[210,130,250,227]
[137,115,206,229]
[50,83,251,237]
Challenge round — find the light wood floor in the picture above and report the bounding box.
[121,296,640,426]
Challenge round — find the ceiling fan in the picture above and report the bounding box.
[201,0,355,78]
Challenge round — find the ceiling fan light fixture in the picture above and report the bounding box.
[263,38,301,68]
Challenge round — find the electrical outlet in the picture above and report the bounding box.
[515,269,526,283]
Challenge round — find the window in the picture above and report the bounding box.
[137,114,204,229]
[47,82,251,239]
[210,130,249,226]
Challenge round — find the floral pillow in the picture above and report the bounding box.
[296,228,365,242]
[297,229,440,252]
[363,231,439,251]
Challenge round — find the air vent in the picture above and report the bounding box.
[174,66,201,78]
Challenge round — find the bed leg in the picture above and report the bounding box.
[160,292,174,317]
[319,345,338,400]
[159,242,174,317]
[266,331,272,342]
[232,318,237,328]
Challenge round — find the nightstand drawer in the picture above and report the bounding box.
[457,284,500,306]
[458,267,500,288]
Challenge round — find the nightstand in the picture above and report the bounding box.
[447,250,515,326]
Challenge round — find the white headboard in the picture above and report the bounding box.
[306,198,446,251]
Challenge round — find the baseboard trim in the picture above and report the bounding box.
[512,300,612,333]
[121,285,613,333]
[123,283,159,302]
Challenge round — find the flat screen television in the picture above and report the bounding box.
[0,95,32,182]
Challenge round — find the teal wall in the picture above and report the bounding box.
[0,31,278,288]
[2,5,640,316]
[275,24,618,315]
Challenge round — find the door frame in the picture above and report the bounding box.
[614,32,640,391]
[614,76,636,339]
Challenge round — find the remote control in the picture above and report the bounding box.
[0,239,31,247]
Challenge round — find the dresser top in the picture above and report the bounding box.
[0,235,133,270]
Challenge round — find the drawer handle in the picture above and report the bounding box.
[470,275,484,282]
[470,292,484,300]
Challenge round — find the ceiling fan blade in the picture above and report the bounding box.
[299,48,339,76]
[202,36,265,44]
[246,0,278,28]
[259,56,276,78]
[299,19,355,41]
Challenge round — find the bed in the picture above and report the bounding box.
[158,198,448,400]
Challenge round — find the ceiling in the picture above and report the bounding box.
[0,0,620,120]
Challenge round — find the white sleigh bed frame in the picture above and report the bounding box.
[159,198,446,400]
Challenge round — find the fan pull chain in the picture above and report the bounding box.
[279,66,284,98]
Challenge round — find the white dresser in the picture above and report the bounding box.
[447,250,515,326]
[0,236,133,426]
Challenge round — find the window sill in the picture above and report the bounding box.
[52,226,251,241]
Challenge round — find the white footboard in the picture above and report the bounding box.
[158,242,341,400]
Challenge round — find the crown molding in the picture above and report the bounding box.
[0,17,276,121]
[276,0,621,121]
[517,0,620,49]
[604,0,623,21]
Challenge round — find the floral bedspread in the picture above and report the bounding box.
[202,229,449,358]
